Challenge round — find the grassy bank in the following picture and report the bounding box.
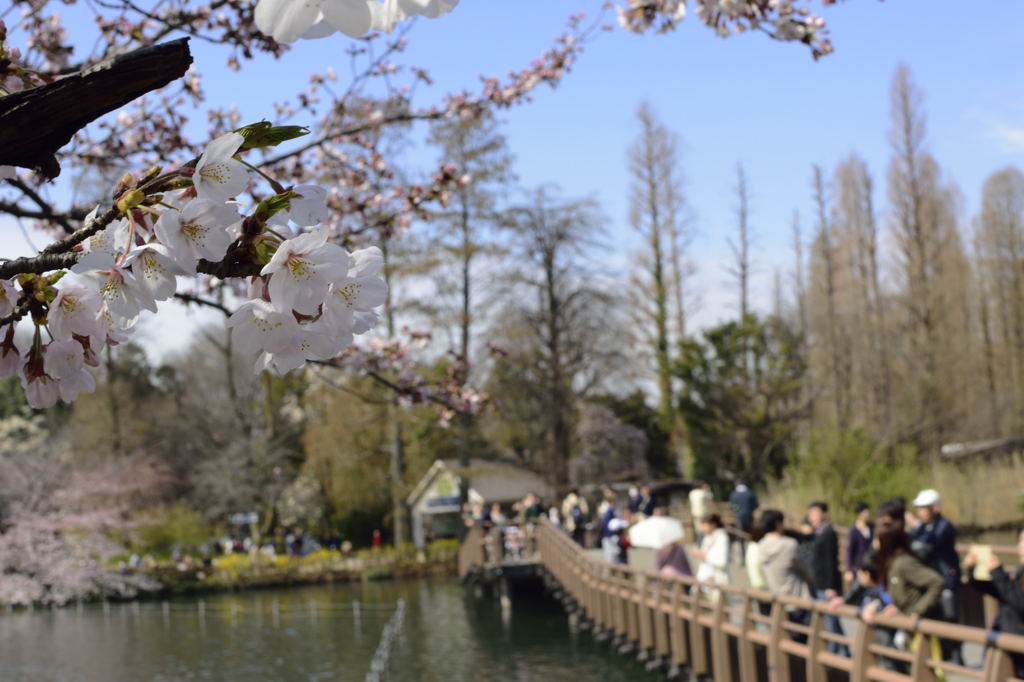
[122,541,459,601]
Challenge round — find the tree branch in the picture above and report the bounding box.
[5,179,83,234]
[173,292,232,316]
[0,38,193,178]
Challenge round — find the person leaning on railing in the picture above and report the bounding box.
[863,520,946,670]
[830,549,906,673]
[964,526,1024,677]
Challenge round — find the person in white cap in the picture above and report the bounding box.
[909,488,963,665]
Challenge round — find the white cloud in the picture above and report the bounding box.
[967,107,1024,153]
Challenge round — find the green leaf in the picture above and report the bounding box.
[234,121,310,149]
[255,191,297,221]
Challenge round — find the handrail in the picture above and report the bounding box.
[465,517,1024,682]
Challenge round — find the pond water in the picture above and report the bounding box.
[0,578,658,681]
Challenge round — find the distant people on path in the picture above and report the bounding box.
[758,509,813,636]
[637,484,655,518]
[693,514,731,596]
[656,542,693,578]
[599,489,622,564]
[745,523,768,592]
[965,527,1024,677]
[689,483,714,544]
[729,483,759,558]
[490,503,506,526]
[561,488,590,547]
[907,488,963,665]
[372,529,383,549]
[845,502,874,586]
[802,501,849,657]
[522,493,544,523]
[628,484,641,514]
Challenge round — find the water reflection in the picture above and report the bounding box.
[0,579,656,681]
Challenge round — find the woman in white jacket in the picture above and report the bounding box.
[692,514,731,598]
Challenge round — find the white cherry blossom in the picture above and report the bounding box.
[103,267,157,318]
[269,184,329,227]
[256,0,458,43]
[43,339,84,379]
[0,332,19,379]
[100,306,137,346]
[123,243,184,301]
[22,374,59,409]
[48,284,104,342]
[154,198,239,269]
[192,132,249,201]
[227,299,301,357]
[43,340,95,402]
[262,228,350,314]
[56,367,96,403]
[0,278,17,317]
[322,246,386,334]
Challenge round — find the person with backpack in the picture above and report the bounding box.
[561,488,589,547]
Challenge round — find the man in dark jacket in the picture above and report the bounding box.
[729,483,758,560]
[805,501,849,656]
[909,488,963,665]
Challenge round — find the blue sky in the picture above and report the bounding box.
[193,0,1024,326]
[5,0,1024,356]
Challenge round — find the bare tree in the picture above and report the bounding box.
[729,163,755,321]
[974,167,1024,433]
[626,102,692,475]
[887,65,973,450]
[489,187,624,485]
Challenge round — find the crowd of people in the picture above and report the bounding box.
[723,488,1024,674]
[461,479,1024,674]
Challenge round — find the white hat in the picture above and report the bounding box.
[912,489,941,507]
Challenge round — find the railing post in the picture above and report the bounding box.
[909,630,940,682]
[767,601,790,682]
[981,643,1015,682]
[653,578,671,659]
[638,573,654,659]
[690,585,709,676]
[737,594,757,682]
[710,588,733,682]
[669,580,691,670]
[805,608,825,682]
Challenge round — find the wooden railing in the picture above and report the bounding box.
[528,518,1024,682]
[458,524,487,581]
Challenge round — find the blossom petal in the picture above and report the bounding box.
[323,0,372,37]
[255,0,324,43]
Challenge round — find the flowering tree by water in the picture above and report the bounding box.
[0,0,855,602]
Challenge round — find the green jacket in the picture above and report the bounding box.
[887,553,944,617]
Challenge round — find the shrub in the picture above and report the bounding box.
[134,504,212,554]
[765,428,923,523]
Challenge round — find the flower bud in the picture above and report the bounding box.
[113,173,136,198]
[116,188,146,213]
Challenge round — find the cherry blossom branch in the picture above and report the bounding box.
[0,203,118,279]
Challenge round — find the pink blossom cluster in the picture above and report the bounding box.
[0,418,168,606]
[614,0,836,59]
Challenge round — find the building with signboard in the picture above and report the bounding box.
[406,458,554,548]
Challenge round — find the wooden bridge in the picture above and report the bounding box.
[459,518,1024,682]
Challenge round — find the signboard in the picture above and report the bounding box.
[228,512,259,525]
[426,495,460,508]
